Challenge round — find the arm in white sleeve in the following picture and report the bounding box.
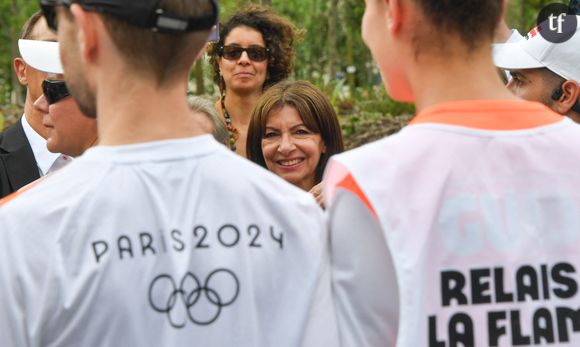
[328,189,399,347]
[0,213,28,346]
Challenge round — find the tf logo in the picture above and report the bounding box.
[536,1,579,43]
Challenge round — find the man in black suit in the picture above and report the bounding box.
[0,12,67,198]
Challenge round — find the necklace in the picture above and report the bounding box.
[221,97,239,151]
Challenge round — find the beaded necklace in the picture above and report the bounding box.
[221,96,239,151]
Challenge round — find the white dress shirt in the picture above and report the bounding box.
[20,115,71,175]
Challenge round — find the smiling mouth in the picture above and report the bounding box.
[277,158,304,167]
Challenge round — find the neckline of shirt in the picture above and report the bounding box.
[81,134,219,162]
[409,99,564,131]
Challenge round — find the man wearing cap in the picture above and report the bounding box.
[0,12,71,198]
[29,42,98,157]
[494,16,580,123]
[0,1,337,346]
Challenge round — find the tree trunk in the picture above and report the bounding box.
[520,0,526,33]
[194,59,205,95]
[327,0,339,81]
[345,27,356,97]
[10,0,23,105]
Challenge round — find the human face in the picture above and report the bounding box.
[218,26,268,95]
[261,106,326,191]
[507,69,554,107]
[56,6,97,118]
[33,84,97,157]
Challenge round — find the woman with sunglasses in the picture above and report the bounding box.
[208,5,302,157]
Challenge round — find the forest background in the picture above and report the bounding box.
[0,0,551,148]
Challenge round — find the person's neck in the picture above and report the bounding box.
[408,46,518,113]
[96,76,207,146]
[224,89,262,127]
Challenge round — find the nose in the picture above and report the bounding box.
[505,78,519,96]
[277,134,296,155]
[33,94,49,114]
[237,50,251,65]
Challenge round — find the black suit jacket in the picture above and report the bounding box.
[0,118,41,198]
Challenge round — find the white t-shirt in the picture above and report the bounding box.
[0,135,337,347]
[325,100,580,347]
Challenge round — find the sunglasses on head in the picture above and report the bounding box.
[219,45,270,62]
[42,80,70,105]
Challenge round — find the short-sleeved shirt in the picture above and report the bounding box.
[0,135,337,347]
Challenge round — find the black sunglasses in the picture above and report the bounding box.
[42,80,70,105]
[219,45,270,62]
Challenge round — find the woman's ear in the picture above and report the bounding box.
[387,0,403,36]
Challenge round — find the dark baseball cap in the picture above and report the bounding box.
[40,0,218,34]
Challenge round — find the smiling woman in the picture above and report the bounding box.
[247,80,344,207]
[207,5,302,157]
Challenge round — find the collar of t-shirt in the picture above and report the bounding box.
[20,115,71,176]
[81,134,218,164]
[409,99,564,131]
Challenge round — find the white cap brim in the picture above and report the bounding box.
[492,42,545,70]
[18,39,63,74]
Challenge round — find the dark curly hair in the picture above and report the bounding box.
[207,5,303,94]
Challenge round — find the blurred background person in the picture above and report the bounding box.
[34,79,98,157]
[188,96,229,146]
[494,17,580,123]
[247,80,343,207]
[0,12,68,198]
[208,5,302,156]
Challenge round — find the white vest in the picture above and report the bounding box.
[326,100,580,347]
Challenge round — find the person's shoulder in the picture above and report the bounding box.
[0,119,24,145]
[0,158,104,216]
[332,133,405,169]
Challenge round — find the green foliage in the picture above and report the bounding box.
[0,0,557,131]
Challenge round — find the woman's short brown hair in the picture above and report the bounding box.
[247,80,344,183]
[207,5,303,94]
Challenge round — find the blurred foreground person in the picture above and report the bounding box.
[0,12,69,198]
[324,0,580,346]
[247,81,343,207]
[494,17,580,123]
[0,0,337,346]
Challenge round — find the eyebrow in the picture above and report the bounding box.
[265,123,307,130]
[510,71,530,82]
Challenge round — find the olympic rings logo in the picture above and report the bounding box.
[148,269,240,328]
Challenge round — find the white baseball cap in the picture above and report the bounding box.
[18,39,63,74]
[493,15,580,83]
